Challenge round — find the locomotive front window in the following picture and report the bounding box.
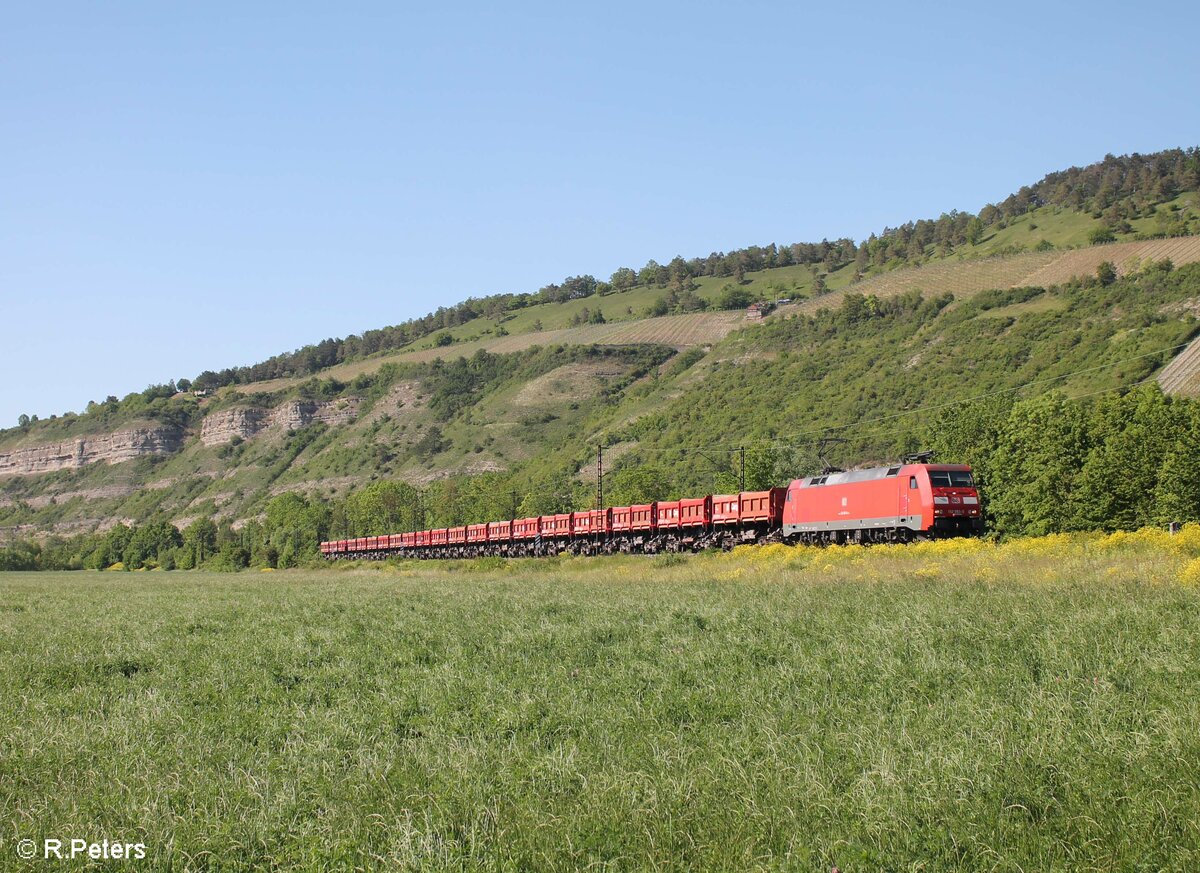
[928,470,974,487]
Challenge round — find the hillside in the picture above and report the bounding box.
[4,148,1200,548]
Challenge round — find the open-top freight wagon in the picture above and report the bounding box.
[320,461,982,560]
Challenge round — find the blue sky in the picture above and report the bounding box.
[2,1,1198,426]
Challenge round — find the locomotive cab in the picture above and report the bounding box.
[923,465,983,535]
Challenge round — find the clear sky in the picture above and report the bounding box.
[3,0,1198,426]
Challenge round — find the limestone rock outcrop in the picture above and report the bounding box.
[0,427,183,477]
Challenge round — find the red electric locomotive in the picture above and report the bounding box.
[783,462,981,544]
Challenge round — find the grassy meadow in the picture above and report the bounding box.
[3,531,1200,870]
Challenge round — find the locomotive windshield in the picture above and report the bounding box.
[928,470,974,487]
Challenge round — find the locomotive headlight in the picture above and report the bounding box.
[934,496,949,504]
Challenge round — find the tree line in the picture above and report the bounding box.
[926,384,1200,537]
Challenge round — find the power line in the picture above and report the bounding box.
[600,339,1193,458]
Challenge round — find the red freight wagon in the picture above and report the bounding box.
[467,523,488,544]
[320,542,330,556]
[611,506,632,532]
[589,508,611,535]
[572,511,593,535]
[355,538,368,552]
[487,520,512,541]
[416,530,432,548]
[448,526,466,545]
[630,503,657,531]
[514,517,539,539]
[656,500,681,529]
[431,529,448,547]
[387,534,403,549]
[739,489,786,525]
[679,496,712,528]
[541,513,573,537]
[712,494,740,525]
[400,532,414,548]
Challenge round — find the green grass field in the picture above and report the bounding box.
[3,533,1200,870]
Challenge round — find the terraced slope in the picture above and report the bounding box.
[1158,335,1200,397]
[399,310,745,363]
[797,236,1200,314]
[1024,236,1200,287]
[819,251,1061,308]
[243,311,747,392]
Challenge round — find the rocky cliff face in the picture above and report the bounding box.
[0,398,363,478]
[275,399,360,431]
[0,427,184,477]
[199,399,361,445]
[198,407,269,445]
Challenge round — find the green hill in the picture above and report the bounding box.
[4,148,1200,565]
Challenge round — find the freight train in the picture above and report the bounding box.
[320,459,982,560]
